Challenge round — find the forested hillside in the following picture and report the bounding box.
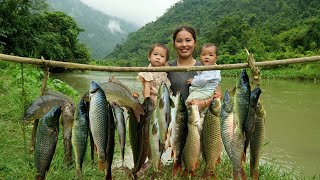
[106,0,320,67]
[0,0,90,64]
[48,0,139,59]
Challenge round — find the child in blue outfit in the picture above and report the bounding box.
[186,43,221,106]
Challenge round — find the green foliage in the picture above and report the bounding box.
[104,0,320,80]
[0,0,90,64]
[47,0,139,59]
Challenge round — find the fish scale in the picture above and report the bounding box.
[250,101,266,179]
[89,81,109,171]
[72,100,89,178]
[169,92,188,177]
[34,106,61,179]
[182,105,201,176]
[201,98,223,178]
[220,69,252,180]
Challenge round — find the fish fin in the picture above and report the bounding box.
[98,161,108,171]
[195,161,200,169]
[172,162,182,177]
[250,168,259,180]
[201,171,216,179]
[35,175,45,180]
[233,169,240,180]
[216,157,221,166]
[106,172,112,180]
[190,170,197,177]
[241,168,247,180]
[76,168,82,179]
[242,149,247,163]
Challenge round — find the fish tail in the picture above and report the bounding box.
[98,160,108,171]
[76,168,83,179]
[172,162,182,177]
[215,156,221,165]
[250,167,259,180]
[242,151,247,163]
[201,171,217,179]
[35,175,45,180]
[241,167,247,180]
[232,170,239,180]
[106,172,112,180]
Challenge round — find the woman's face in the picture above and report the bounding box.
[174,30,196,59]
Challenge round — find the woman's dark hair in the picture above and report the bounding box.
[148,43,170,61]
[172,26,197,42]
[200,43,219,56]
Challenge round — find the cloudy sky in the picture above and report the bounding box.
[80,0,180,26]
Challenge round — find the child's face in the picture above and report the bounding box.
[148,46,167,67]
[200,46,218,66]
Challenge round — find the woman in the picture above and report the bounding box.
[167,26,221,111]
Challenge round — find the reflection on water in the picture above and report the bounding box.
[52,71,320,177]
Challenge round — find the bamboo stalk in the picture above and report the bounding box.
[1,53,320,72]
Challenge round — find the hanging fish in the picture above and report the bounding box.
[72,100,89,179]
[34,106,62,180]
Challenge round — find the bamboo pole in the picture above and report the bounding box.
[1,53,320,72]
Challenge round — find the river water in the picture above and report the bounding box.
[52,71,320,177]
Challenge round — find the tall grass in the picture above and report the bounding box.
[0,61,317,179]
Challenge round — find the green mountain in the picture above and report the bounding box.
[47,0,139,59]
[106,0,320,66]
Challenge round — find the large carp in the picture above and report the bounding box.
[72,100,89,179]
[250,101,266,180]
[201,98,223,179]
[221,69,250,180]
[89,81,109,171]
[23,95,70,123]
[34,106,62,180]
[99,80,144,122]
[182,105,201,177]
[167,91,188,177]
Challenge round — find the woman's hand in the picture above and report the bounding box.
[213,85,222,99]
[186,78,193,85]
[187,85,222,112]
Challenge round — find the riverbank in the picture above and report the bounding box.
[0,61,318,179]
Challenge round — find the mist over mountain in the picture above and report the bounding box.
[47,0,139,59]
